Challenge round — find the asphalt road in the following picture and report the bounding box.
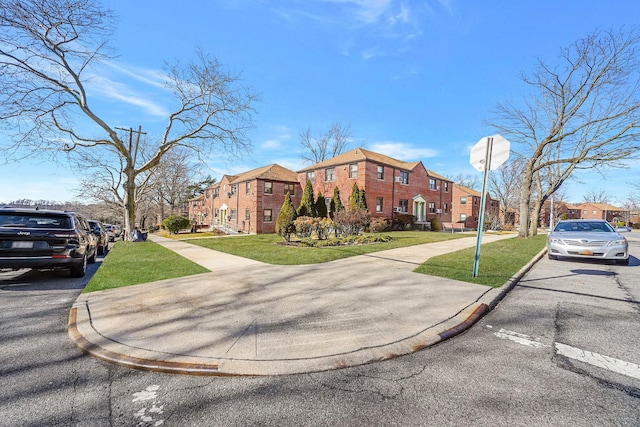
[1,234,638,426]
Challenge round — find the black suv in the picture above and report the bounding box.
[0,207,97,277]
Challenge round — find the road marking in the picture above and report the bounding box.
[133,385,165,426]
[492,328,549,348]
[555,342,640,380]
[489,327,640,380]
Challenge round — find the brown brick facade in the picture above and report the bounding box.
[188,164,302,234]
[450,184,500,229]
[297,148,453,224]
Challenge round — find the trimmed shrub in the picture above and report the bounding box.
[430,216,443,231]
[370,217,390,233]
[162,215,191,234]
[316,192,328,218]
[334,208,370,237]
[276,192,297,242]
[297,179,317,217]
[391,214,415,231]
[293,216,315,239]
[329,187,344,219]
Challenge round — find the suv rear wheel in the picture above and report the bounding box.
[70,254,87,278]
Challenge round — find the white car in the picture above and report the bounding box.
[547,219,629,265]
[103,224,116,242]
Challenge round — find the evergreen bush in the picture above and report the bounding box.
[297,179,317,217]
[276,192,297,242]
[162,215,191,234]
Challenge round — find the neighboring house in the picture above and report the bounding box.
[190,193,209,230]
[540,200,581,227]
[576,203,630,224]
[450,184,500,229]
[296,148,453,225]
[189,164,302,234]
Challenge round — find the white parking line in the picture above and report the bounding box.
[555,342,640,380]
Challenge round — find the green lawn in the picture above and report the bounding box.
[83,231,546,293]
[187,231,470,265]
[82,241,209,293]
[414,233,547,287]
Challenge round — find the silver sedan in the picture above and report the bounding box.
[547,219,629,265]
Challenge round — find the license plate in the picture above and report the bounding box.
[579,249,593,255]
[12,241,34,249]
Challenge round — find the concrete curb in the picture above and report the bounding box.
[67,239,547,376]
[68,296,491,376]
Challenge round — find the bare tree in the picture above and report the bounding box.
[74,142,153,226]
[582,189,612,204]
[488,28,640,237]
[0,0,257,238]
[148,148,196,222]
[300,122,352,164]
[449,173,481,191]
[488,157,524,227]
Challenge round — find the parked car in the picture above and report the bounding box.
[615,225,632,233]
[103,224,116,242]
[0,207,97,277]
[547,219,629,265]
[88,220,109,255]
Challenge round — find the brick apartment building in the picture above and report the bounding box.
[189,164,302,234]
[450,183,500,229]
[576,203,629,224]
[189,148,478,234]
[297,148,454,225]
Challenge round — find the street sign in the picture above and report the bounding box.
[470,134,510,278]
[470,134,510,171]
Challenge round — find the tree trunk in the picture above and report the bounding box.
[529,199,542,237]
[518,159,535,238]
[123,167,137,241]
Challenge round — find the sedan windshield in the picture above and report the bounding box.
[554,221,615,233]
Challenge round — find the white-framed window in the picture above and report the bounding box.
[444,182,449,192]
[349,163,358,179]
[376,197,383,213]
[263,209,272,222]
[246,182,251,194]
[430,178,437,190]
[399,199,408,213]
[460,196,467,205]
[399,171,409,184]
[264,182,273,194]
[460,213,467,221]
[245,208,250,221]
[284,183,295,195]
[429,202,436,213]
[325,167,335,181]
[377,165,384,180]
[306,171,315,183]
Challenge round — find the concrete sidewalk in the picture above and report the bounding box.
[69,232,539,376]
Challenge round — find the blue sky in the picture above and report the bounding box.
[1,0,638,205]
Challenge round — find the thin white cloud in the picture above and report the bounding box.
[87,73,171,118]
[370,142,439,160]
[261,139,282,149]
[104,61,168,89]
[319,0,392,24]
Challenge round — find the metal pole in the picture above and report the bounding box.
[473,137,493,278]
